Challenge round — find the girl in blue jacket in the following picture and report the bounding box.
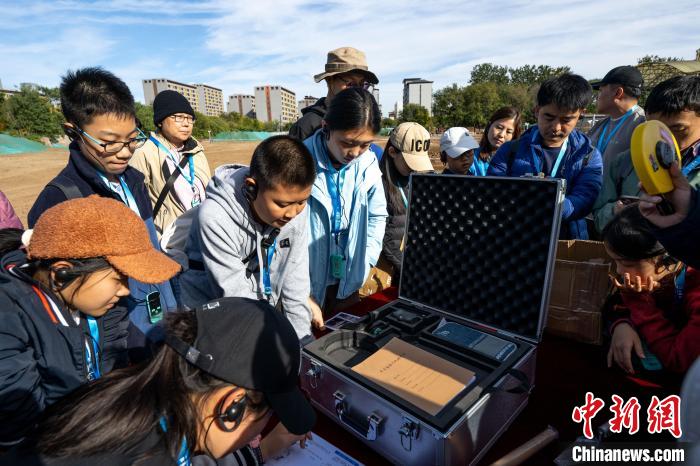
[0,196,179,446]
[304,87,388,312]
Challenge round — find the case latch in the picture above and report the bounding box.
[333,391,383,441]
[305,360,322,389]
[398,417,420,451]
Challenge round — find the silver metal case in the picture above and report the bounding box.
[302,175,565,465]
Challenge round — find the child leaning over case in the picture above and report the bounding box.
[180,135,320,340]
[603,205,699,374]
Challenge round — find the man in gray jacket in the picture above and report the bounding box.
[179,136,319,340]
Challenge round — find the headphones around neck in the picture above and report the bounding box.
[214,390,248,432]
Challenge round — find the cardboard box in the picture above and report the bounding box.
[546,240,612,345]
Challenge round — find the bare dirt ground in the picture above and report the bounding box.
[2,136,416,225]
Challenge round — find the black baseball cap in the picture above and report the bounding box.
[590,66,643,97]
[166,297,315,435]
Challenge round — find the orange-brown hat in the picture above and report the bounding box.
[27,195,180,284]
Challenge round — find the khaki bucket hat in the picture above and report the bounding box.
[314,46,379,84]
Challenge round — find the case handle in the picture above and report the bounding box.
[333,391,383,441]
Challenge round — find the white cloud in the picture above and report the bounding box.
[1,0,699,113]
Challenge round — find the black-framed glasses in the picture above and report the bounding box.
[169,114,195,124]
[77,126,148,155]
[338,76,373,91]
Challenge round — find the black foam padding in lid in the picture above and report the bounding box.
[400,174,562,342]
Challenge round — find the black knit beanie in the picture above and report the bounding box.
[153,90,195,126]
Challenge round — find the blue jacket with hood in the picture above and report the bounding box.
[27,142,178,357]
[304,130,388,306]
[487,126,603,239]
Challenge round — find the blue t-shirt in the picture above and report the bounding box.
[469,148,490,176]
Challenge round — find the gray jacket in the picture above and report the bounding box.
[179,165,312,339]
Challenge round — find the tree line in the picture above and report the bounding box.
[0,87,288,143]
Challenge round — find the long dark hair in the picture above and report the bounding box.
[479,107,523,159]
[35,311,267,460]
[380,141,407,215]
[324,87,381,134]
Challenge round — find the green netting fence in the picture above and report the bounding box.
[212,131,285,141]
[0,133,49,155]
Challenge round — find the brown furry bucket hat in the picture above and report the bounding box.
[27,195,180,284]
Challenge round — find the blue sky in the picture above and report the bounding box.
[1,0,699,114]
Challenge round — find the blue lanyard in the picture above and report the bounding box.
[597,106,637,156]
[681,144,700,177]
[322,151,347,239]
[97,171,141,217]
[85,316,101,381]
[150,135,196,186]
[531,130,569,177]
[398,186,408,209]
[262,238,276,297]
[159,417,190,466]
[675,265,687,305]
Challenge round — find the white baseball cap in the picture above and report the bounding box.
[440,127,479,158]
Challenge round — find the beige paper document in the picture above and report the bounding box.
[351,337,475,416]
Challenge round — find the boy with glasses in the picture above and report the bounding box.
[28,67,178,361]
[289,47,379,142]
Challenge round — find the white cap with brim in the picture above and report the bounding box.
[440,127,479,158]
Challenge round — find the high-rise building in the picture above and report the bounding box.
[254,85,297,124]
[402,78,434,116]
[297,96,318,117]
[228,94,256,118]
[371,87,382,116]
[142,79,199,110]
[195,84,224,116]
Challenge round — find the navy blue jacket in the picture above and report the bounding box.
[0,250,128,445]
[488,126,603,239]
[652,188,700,269]
[27,143,178,356]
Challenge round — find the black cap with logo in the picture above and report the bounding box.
[591,66,644,97]
[166,297,315,435]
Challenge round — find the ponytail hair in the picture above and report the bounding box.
[323,87,381,135]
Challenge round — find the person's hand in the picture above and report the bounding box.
[638,161,692,228]
[260,422,313,460]
[611,273,659,293]
[308,297,325,330]
[607,322,645,374]
[613,200,625,215]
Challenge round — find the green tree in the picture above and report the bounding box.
[432,84,467,128]
[381,117,398,128]
[462,82,502,128]
[637,55,683,65]
[498,84,534,123]
[399,103,431,128]
[470,63,510,85]
[135,102,155,133]
[4,89,62,139]
[509,65,571,86]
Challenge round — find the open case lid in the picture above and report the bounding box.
[399,174,564,343]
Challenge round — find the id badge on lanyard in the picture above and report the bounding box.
[85,316,101,381]
[326,162,347,279]
[532,131,568,178]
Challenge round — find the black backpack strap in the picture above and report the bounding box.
[506,139,520,174]
[48,175,82,201]
[152,154,191,219]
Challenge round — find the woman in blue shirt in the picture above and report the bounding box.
[471,107,522,176]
